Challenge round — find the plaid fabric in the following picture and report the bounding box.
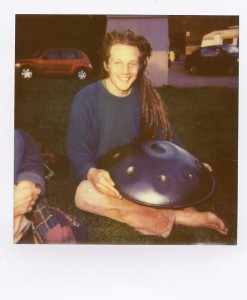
[30,199,88,244]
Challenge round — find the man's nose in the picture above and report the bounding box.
[122,64,129,73]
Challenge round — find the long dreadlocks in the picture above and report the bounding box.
[102,29,173,141]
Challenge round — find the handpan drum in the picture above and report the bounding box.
[99,140,215,208]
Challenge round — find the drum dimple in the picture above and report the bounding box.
[159,174,166,183]
[126,166,135,175]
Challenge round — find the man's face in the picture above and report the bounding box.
[104,44,140,97]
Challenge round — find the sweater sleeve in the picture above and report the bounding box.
[66,89,98,183]
[15,129,45,195]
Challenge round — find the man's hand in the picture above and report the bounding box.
[87,168,122,199]
[14,180,41,217]
[203,163,213,172]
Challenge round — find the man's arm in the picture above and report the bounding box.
[15,129,45,195]
[14,130,45,240]
[67,92,98,183]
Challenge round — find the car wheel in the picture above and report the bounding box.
[76,68,87,80]
[189,64,197,75]
[20,66,34,79]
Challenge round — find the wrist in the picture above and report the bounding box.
[16,180,36,189]
[87,168,97,181]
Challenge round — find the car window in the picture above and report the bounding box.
[221,45,239,54]
[60,50,77,59]
[32,51,42,58]
[201,48,210,57]
[210,48,219,57]
[43,50,60,60]
[215,48,222,56]
[201,48,218,57]
[75,50,84,59]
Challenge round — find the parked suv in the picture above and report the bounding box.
[15,48,93,80]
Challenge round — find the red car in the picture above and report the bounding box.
[15,48,93,80]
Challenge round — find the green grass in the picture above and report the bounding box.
[15,77,238,245]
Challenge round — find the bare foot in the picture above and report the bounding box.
[174,207,228,235]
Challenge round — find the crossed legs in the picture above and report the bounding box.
[75,180,228,238]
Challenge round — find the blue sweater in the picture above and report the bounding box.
[14,129,45,195]
[67,80,142,183]
[67,80,179,183]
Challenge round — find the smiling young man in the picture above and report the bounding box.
[103,43,140,97]
[67,29,228,238]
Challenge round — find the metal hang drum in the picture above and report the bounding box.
[99,140,215,208]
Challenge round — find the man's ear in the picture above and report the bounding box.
[103,61,109,72]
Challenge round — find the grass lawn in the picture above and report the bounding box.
[15,77,238,245]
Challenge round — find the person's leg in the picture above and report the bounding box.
[75,180,175,238]
[75,181,228,237]
[174,207,228,235]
